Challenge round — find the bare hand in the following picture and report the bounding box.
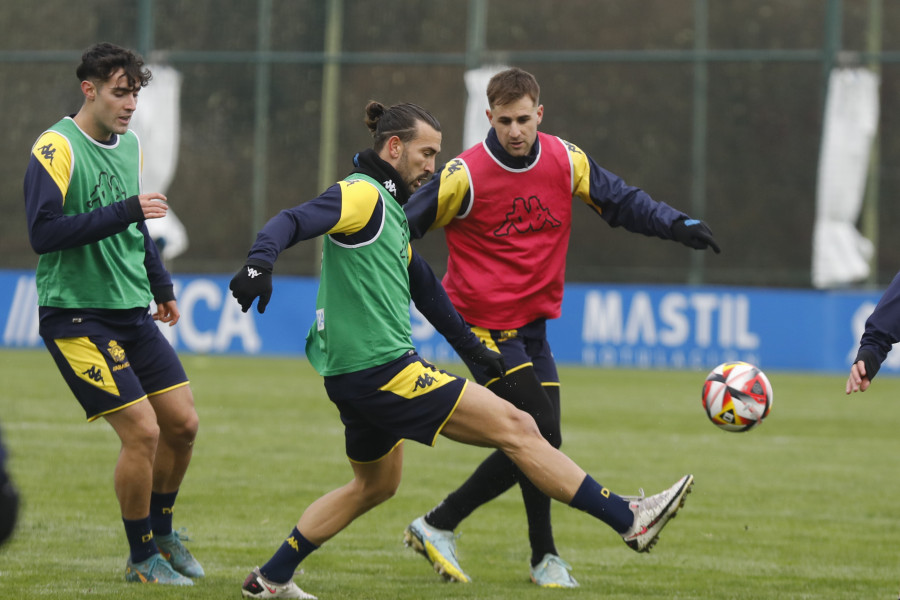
[845,360,871,394]
[139,193,168,220]
[153,300,180,326]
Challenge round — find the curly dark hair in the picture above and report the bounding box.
[76,42,152,89]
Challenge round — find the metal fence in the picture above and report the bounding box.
[2,0,897,288]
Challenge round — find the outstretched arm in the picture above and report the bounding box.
[570,141,720,253]
[229,183,354,314]
[846,270,900,393]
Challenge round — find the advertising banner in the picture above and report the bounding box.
[1,270,893,374]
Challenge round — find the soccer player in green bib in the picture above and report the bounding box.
[230,101,693,600]
[24,43,202,586]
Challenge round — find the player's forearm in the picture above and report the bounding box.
[407,250,477,352]
[139,221,174,303]
[858,270,900,361]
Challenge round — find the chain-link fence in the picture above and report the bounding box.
[3,0,898,287]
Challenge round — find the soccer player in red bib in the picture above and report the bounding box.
[403,67,719,588]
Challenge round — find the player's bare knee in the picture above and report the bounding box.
[355,478,398,508]
[179,409,199,443]
[125,420,160,456]
[159,410,197,449]
[156,401,199,446]
[493,405,542,449]
[510,405,542,436]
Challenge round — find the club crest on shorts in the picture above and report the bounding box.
[107,340,126,363]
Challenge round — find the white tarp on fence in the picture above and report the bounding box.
[130,64,188,261]
[812,67,879,289]
[463,65,508,150]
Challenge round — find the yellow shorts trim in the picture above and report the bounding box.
[348,439,404,465]
[429,379,468,446]
[88,395,148,422]
[147,380,190,397]
[470,327,500,353]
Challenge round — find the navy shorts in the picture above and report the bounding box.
[462,319,560,386]
[324,351,468,463]
[39,307,189,422]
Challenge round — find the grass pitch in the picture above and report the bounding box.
[0,348,898,599]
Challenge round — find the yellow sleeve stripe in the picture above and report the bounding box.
[433,158,473,229]
[329,180,381,235]
[558,137,595,212]
[32,131,74,202]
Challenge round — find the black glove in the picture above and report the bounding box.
[853,348,881,382]
[459,341,506,379]
[671,218,721,254]
[229,259,273,313]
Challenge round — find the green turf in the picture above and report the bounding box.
[0,348,898,599]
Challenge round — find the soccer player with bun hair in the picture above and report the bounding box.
[402,67,718,588]
[231,99,695,599]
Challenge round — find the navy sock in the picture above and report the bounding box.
[568,475,634,533]
[260,527,319,584]
[426,450,516,531]
[150,490,178,537]
[123,516,158,563]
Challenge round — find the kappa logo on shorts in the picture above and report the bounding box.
[384,361,454,399]
[413,372,438,391]
[82,365,105,384]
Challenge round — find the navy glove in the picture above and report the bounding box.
[671,218,721,254]
[229,259,273,313]
[459,341,506,379]
[853,348,881,382]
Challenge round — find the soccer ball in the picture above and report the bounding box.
[701,361,773,432]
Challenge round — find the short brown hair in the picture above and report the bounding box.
[486,67,540,108]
